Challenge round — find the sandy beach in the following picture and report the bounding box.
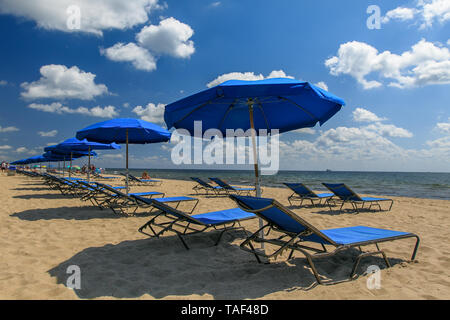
[1,172,449,300]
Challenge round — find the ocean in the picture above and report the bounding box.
[105,168,450,200]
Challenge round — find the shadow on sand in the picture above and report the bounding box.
[48,231,406,299]
[13,187,50,191]
[10,206,122,221]
[13,193,75,200]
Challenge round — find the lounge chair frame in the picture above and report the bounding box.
[190,177,225,196]
[209,177,256,196]
[323,183,394,213]
[138,200,253,250]
[121,173,162,186]
[92,182,164,216]
[230,196,420,286]
[283,183,334,207]
[132,195,200,215]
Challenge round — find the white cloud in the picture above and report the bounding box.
[292,128,316,135]
[0,125,19,133]
[381,1,450,28]
[132,103,166,124]
[0,145,12,150]
[136,17,195,59]
[436,118,450,134]
[383,7,417,23]
[0,0,161,36]
[103,154,124,159]
[28,102,118,118]
[38,130,58,137]
[325,39,450,89]
[352,108,412,137]
[101,42,157,71]
[16,147,30,153]
[103,17,195,71]
[426,136,450,148]
[353,108,386,122]
[278,108,415,166]
[365,123,413,138]
[314,81,328,91]
[419,0,450,28]
[207,70,294,88]
[21,65,109,100]
[210,2,221,8]
[0,80,7,86]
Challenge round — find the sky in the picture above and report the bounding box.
[0,0,449,172]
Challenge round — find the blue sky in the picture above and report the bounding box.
[0,0,449,172]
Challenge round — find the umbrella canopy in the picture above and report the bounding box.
[164,78,345,193]
[76,118,171,193]
[23,155,48,164]
[164,78,345,136]
[164,78,345,244]
[75,118,171,144]
[54,137,121,151]
[43,150,97,159]
[51,137,120,180]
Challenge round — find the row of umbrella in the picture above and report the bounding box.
[12,119,172,194]
[11,78,345,245]
[12,78,345,200]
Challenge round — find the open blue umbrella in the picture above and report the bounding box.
[52,138,120,181]
[165,78,345,196]
[76,118,171,193]
[164,78,345,245]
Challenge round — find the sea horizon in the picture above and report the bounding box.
[104,168,450,201]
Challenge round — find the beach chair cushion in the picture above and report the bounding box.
[304,226,411,245]
[359,197,392,202]
[192,208,255,225]
[131,192,163,197]
[153,196,196,203]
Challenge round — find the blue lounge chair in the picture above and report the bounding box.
[229,195,420,285]
[283,183,334,207]
[91,172,119,180]
[138,199,256,249]
[322,183,394,213]
[190,177,225,195]
[122,173,162,186]
[209,177,256,196]
[92,182,165,215]
[131,195,199,214]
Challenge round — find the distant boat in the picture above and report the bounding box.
[326,169,333,172]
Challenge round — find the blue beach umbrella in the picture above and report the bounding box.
[164,78,345,244]
[76,118,171,193]
[165,78,345,196]
[52,138,120,181]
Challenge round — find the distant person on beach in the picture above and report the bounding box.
[141,171,151,180]
[1,161,5,173]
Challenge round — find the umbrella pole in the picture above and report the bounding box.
[63,157,65,176]
[248,99,265,249]
[126,129,129,195]
[69,152,73,178]
[88,146,91,183]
